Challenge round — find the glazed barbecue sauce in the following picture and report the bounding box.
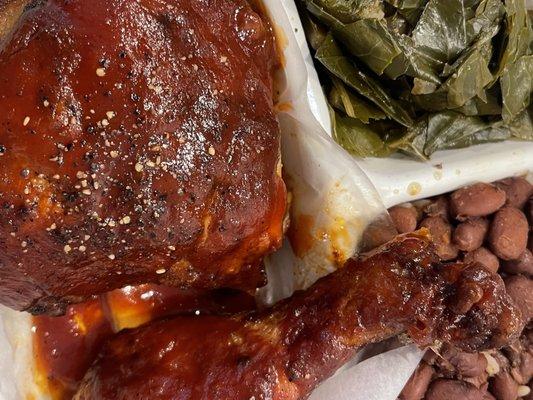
[30,1,280,397]
[32,286,256,399]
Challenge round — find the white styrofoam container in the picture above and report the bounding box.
[0,2,530,400]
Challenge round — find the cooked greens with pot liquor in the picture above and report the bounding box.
[298,0,533,159]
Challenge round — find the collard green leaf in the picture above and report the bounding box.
[309,0,384,23]
[299,8,328,50]
[300,0,533,159]
[315,33,414,126]
[329,78,387,123]
[501,55,533,122]
[444,48,493,107]
[412,0,480,63]
[455,88,502,116]
[493,0,532,78]
[472,0,506,33]
[413,27,497,110]
[507,105,533,139]
[412,90,449,111]
[331,109,393,157]
[388,33,442,83]
[307,2,402,75]
[386,0,429,26]
[395,111,510,157]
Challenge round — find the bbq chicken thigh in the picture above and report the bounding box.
[75,233,522,400]
[0,0,286,314]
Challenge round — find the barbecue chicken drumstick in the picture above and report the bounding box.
[75,233,522,400]
[0,0,285,314]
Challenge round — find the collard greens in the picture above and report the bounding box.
[299,0,533,159]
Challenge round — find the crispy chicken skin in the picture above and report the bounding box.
[0,0,286,314]
[74,233,522,400]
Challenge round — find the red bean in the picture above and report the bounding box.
[399,362,434,400]
[441,344,487,378]
[501,249,533,276]
[519,349,533,383]
[450,183,506,220]
[424,196,451,220]
[389,205,418,234]
[489,207,528,260]
[495,177,533,209]
[526,196,533,225]
[419,216,458,261]
[464,247,500,274]
[453,218,489,252]
[505,275,533,322]
[426,379,487,400]
[489,371,518,400]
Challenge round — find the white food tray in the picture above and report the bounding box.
[0,2,530,400]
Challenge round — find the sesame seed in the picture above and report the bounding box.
[110,150,119,158]
[53,174,60,180]
[108,254,115,260]
[84,235,91,241]
[23,117,30,126]
[156,268,166,274]
[43,100,50,107]
[135,163,144,172]
[81,180,88,187]
[108,220,116,227]
[220,55,227,63]
[64,245,72,253]
[106,111,116,119]
[49,223,57,230]
[21,241,27,248]
[168,245,176,251]
[79,245,86,252]
[146,160,156,168]
[76,171,87,179]
[101,119,109,127]
[82,189,92,195]
[208,146,216,156]
[93,182,100,189]
[120,216,131,225]
[96,68,106,77]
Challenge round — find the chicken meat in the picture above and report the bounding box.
[74,233,523,400]
[0,0,286,314]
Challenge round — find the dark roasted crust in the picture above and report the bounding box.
[74,233,522,400]
[0,0,286,314]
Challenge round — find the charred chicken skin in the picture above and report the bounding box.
[74,233,523,400]
[0,0,286,314]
